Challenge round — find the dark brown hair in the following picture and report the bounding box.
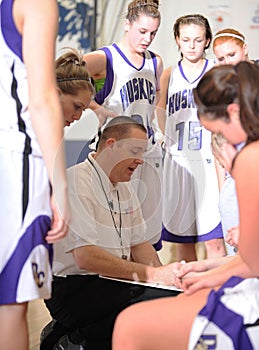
[193,61,259,144]
[98,116,147,149]
[173,14,212,50]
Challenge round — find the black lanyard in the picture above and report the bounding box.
[88,156,127,259]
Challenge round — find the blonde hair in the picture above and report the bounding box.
[55,48,95,96]
[126,0,160,23]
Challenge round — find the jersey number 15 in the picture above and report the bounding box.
[176,121,202,151]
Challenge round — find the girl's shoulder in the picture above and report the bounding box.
[163,65,173,76]
[164,63,180,76]
[207,57,216,68]
[160,66,174,87]
[146,50,163,66]
[232,141,259,176]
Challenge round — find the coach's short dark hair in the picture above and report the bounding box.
[97,116,147,149]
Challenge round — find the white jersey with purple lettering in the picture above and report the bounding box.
[94,43,163,248]
[0,0,53,304]
[189,276,259,350]
[162,59,223,243]
[95,43,157,132]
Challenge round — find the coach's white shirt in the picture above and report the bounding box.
[53,153,146,277]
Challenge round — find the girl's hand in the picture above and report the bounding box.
[46,193,70,243]
[226,226,239,249]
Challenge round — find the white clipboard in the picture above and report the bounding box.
[99,275,183,292]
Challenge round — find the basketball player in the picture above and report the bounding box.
[0,1,69,349]
[157,14,225,262]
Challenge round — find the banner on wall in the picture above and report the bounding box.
[206,1,232,33]
[249,1,259,29]
[57,0,96,54]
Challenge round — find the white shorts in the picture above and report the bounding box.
[0,149,53,304]
[189,277,259,350]
[162,152,223,243]
[131,141,163,247]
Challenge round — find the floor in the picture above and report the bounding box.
[27,299,52,350]
[27,241,206,349]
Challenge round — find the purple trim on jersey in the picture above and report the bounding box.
[161,222,223,243]
[179,59,209,84]
[94,47,114,105]
[11,64,32,219]
[148,50,157,80]
[112,43,146,71]
[0,215,53,304]
[198,222,223,241]
[196,276,254,350]
[94,44,158,106]
[153,236,162,251]
[1,0,23,61]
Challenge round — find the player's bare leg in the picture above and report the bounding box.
[176,242,197,262]
[0,303,28,350]
[205,238,226,258]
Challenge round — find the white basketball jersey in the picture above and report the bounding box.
[164,59,215,161]
[0,0,41,156]
[95,43,158,132]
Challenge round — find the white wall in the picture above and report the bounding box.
[64,110,98,140]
